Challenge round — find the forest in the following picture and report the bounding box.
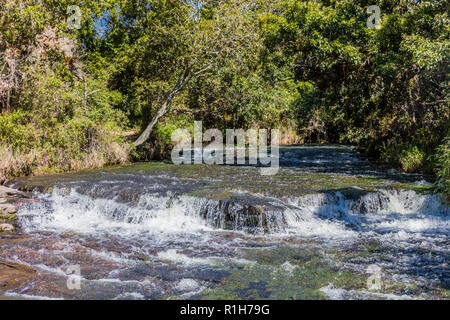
[0,0,448,198]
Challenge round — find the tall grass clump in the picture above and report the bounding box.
[0,65,130,183]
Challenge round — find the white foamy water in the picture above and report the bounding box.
[283,190,449,243]
[157,249,217,265]
[2,293,65,300]
[18,186,449,247]
[19,188,214,238]
[319,284,417,300]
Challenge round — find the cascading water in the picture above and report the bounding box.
[1,145,448,300]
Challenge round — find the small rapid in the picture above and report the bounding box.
[18,186,448,239]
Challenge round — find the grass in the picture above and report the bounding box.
[0,212,17,221]
[0,139,129,184]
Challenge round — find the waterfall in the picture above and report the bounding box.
[18,186,448,240]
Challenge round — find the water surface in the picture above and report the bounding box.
[2,145,448,300]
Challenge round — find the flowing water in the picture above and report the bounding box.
[1,145,448,300]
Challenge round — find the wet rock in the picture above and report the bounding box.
[0,204,17,214]
[0,224,14,232]
[0,260,37,292]
[191,267,231,282]
[351,193,390,215]
[0,186,29,199]
[199,198,287,233]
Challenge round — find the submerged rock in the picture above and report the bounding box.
[0,260,37,292]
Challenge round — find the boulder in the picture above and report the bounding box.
[0,223,14,232]
[0,186,29,199]
[0,204,17,214]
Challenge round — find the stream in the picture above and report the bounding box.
[1,145,448,300]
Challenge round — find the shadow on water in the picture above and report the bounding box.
[224,145,433,183]
[8,145,434,192]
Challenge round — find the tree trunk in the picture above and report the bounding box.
[133,77,187,146]
[6,89,10,112]
[83,77,87,113]
[82,77,99,115]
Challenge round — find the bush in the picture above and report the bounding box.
[0,110,130,183]
[398,146,426,173]
[0,66,130,183]
[381,143,426,173]
[434,136,450,202]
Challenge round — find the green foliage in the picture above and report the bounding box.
[434,136,450,200]
[381,143,426,173]
[187,57,296,131]
[0,0,129,182]
[155,115,193,153]
[0,108,129,180]
[260,0,449,171]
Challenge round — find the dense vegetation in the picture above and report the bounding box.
[0,0,448,197]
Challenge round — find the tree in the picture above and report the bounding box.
[260,0,449,170]
[0,0,117,113]
[0,0,129,181]
[108,0,262,146]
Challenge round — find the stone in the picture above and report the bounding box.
[0,198,7,204]
[0,260,37,292]
[0,186,29,199]
[0,223,14,232]
[0,204,17,214]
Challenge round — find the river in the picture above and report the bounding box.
[1,145,448,300]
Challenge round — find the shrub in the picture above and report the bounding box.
[0,111,130,183]
[434,136,450,202]
[398,145,426,173]
[381,143,426,173]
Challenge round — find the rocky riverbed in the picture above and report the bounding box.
[0,186,38,296]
